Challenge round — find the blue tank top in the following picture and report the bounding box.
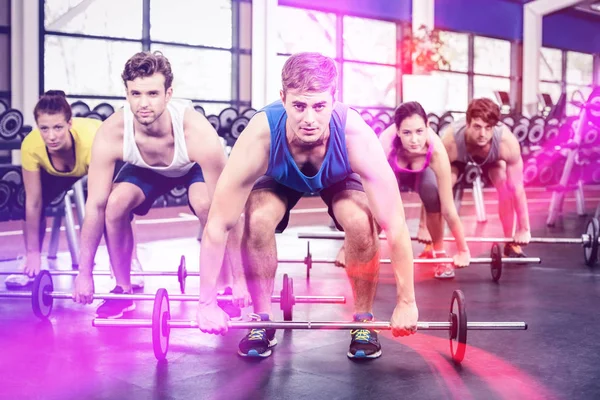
[260,101,352,193]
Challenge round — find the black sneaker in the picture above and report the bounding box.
[216,287,242,321]
[238,313,277,358]
[348,312,382,359]
[504,244,528,263]
[95,286,136,319]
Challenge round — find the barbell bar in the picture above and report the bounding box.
[0,270,345,320]
[280,242,539,282]
[299,217,598,268]
[92,288,528,363]
[298,231,590,245]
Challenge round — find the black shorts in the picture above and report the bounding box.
[39,170,81,211]
[251,173,365,233]
[113,163,205,216]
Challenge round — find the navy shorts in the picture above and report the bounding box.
[251,173,365,233]
[113,163,205,216]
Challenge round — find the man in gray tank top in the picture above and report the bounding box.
[434,98,531,256]
[72,52,245,320]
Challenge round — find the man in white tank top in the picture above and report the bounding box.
[430,98,531,257]
[71,51,246,319]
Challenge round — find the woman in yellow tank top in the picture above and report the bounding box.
[5,91,144,288]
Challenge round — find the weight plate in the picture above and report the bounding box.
[464,164,481,184]
[449,290,467,363]
[242,108,257,119]
[152,288,171,361]
[194,105,205,116]
[371,120,386,136]
[527,124,545,144]
[522,161,539,186]
[32,270,53,319]
[207,115,220,132]
[0,181,12,210]
[501,116,515,128]
[545,126,560,143]
[1,170,22,185]
[374,112,392,126]
[360,111,374,126]
[169,185,187,199]
[230,116,249,139]
[178,255,187,294]
[281,274,293,321]
[584,128,599,146]
[513,123,529,143]
[427,113,440,125]
[0,109,24,140]
[218,107,239,131]
[490,242,502,282]
[71,101,90,117]
[93,103,115,120]
[83,111,104,121]
[583,218,599,267]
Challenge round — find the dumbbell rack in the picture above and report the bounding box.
[546,94,599,226]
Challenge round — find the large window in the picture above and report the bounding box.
[434,31,469,112]
[432,32,513,113]
[0,0,10,106]
[473,36,511,109]
[566,51,594,116]
[43,0,248,113]
[276,6,399,112]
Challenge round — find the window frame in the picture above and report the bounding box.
[40,0,251,109]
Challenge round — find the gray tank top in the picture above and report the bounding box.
[452,119,502,166]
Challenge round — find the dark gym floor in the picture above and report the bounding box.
[1,188,600,400]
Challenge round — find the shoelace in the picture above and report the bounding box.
[351,329,372,342]
[248,329,266,341]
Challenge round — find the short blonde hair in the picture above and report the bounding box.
[281,52,337,97]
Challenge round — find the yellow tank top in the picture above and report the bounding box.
[20,117,101,177]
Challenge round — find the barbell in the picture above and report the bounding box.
[92,287,527,362]
[286,241,539,282]
[298,217,599,267]
[0,270,346,321]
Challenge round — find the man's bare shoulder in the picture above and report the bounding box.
[499,125,521,161]
[98,109,125,139]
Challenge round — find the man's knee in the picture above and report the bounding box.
[339,209,377,253]
[245,193,285,245]
[189,193,210,222]
[105,189,140,224]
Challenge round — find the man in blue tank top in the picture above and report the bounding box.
[196,52,418,359]
[424,98,531,257]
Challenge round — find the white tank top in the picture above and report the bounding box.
[123,98,195,178]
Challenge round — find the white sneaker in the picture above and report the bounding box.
[130,258,145,290]
[434,263,455,279]
[4,256,35,289]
